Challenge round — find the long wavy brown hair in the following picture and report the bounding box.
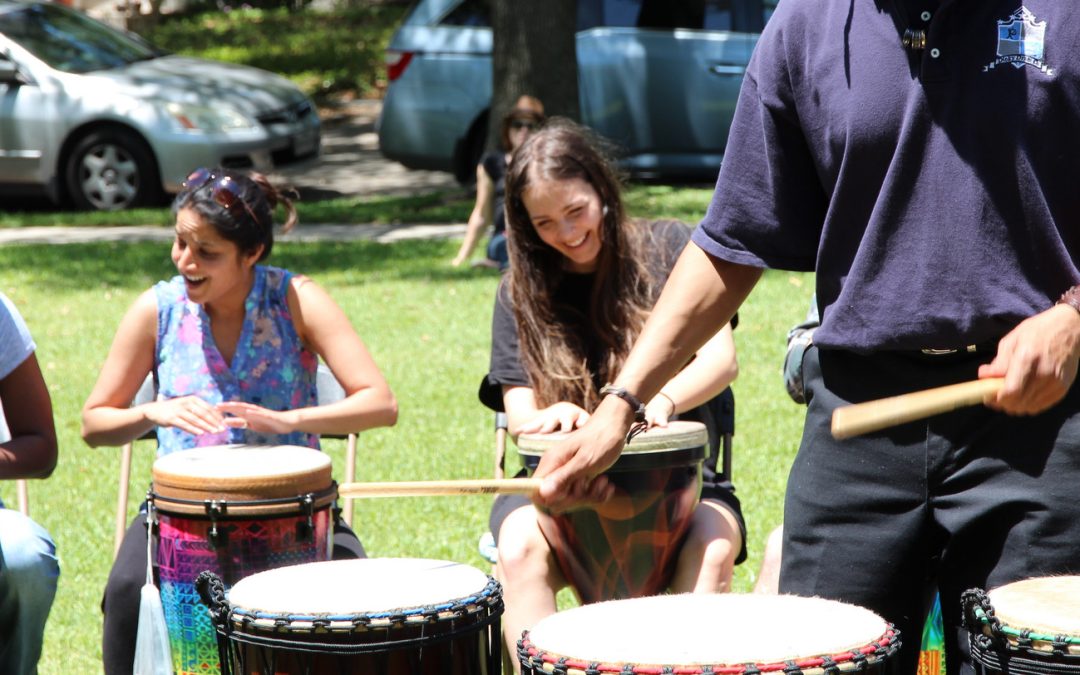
[504,120,658,410]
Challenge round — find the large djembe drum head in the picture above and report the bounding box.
[201,558,504,675]
[964,576,1080,674]
[517,421,707,603]
[150,444,337,675]
[519,593,900,674]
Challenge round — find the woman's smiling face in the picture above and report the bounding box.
[171,207,260,306]
[523,176,604,273]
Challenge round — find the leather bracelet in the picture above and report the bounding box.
[1058,285,1080,315]
[599,384,646,423]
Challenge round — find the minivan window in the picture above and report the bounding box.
[439,0,491,27]
[582,0,740,31]
[0,3,157,73]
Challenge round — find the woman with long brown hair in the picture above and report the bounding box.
[479,121,745,667]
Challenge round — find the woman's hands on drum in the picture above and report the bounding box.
[517,402,591,435]
[216,401,299,434]
[644,392,677,428]
[532,396,634,512]
[144,396,228,436]
[979,303,1080,415]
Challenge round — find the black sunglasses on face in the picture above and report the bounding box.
[510,119,540,132]
[182,168,258,226]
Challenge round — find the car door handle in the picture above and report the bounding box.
[709,64,746,77]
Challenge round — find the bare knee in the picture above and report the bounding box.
[495,507,560,587]
[673,500,742,593]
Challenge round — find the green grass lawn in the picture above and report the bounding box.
[0,236,813,673]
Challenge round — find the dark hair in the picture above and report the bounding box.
[499,107,546,152]
[171,168,297,261]
[504,119,656,409]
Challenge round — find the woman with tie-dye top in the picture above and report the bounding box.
[82,168,397,675]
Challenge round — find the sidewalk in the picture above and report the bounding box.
[0,222,467,246]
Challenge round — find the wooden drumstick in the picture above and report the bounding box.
[337,478,543,498]
[831,377,1004,440]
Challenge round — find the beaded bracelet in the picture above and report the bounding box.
[1058,285,1080,315]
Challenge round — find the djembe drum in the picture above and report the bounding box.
[197,558,504,675]
[964,575,1080,674]
[517,421,706,602]
[519,594,901,675]
[150,444,338,675]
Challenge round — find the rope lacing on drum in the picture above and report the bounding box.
[781,660,802,675]
[196,571,230,628]
[962,588,1006,652]
[229,576,502,636]
[818,654,840,675]
[584,661,603,675]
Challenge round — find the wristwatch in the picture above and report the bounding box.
[599,384,646,423]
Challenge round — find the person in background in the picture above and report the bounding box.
[451,95,545,270]
[479,121,744,669]
[82,168,398,674]
[0,291,60,675]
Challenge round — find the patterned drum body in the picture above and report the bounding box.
[518,421,705,603]
[964,576,1080,675]
[151,445,336,675]
[203,558,504,675]
[519,593,900,675]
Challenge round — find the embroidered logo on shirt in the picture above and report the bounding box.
[983,7,1052,75]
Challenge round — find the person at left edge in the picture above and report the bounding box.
[81,168,398,675]
[0,291,60,675]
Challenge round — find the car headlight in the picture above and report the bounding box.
[164,101,259,133]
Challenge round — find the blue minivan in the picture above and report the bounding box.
[377,0,776,182]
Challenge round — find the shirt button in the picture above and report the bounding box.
[921,10,932,21]
[930,47,941,58]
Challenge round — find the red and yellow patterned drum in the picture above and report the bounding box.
[517,421,705,603]
[150,444,337,675]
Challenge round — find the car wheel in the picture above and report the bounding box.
[65,128,161,211]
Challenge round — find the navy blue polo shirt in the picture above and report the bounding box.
[694,1,1080,352]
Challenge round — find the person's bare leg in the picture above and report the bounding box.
[753,524,784,594]
[495,505,567,674]
[669,499,741,593]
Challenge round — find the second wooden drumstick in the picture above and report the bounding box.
[337,478,542,498]
[831,377,1004,440]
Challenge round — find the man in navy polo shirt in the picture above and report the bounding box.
[532,2,1080,673]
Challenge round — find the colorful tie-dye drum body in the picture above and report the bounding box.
[150,445,337,675]
[519,594,900,675]
[964,576,1080,675]
[199,558,504,675]
[517,421,705,603]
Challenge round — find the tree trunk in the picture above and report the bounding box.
[490,0,579,150]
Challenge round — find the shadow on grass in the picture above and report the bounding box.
[0,239,499,290]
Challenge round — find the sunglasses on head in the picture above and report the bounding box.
[182,167,258,226]
[510,119,540,132]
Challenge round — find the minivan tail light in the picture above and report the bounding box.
[386,51,414,82]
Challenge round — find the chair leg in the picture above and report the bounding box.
[343,433,357,527]
[115,441,133,560]
[16,479,28,517]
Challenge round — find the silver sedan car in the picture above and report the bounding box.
[0,0,320,210]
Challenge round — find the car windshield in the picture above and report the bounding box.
[0,2,158,73]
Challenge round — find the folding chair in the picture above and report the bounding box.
[113,365,360,558]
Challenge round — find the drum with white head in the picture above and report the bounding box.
[964,575,1080,674]
[519,594,900,674]
[198,558,504,675]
